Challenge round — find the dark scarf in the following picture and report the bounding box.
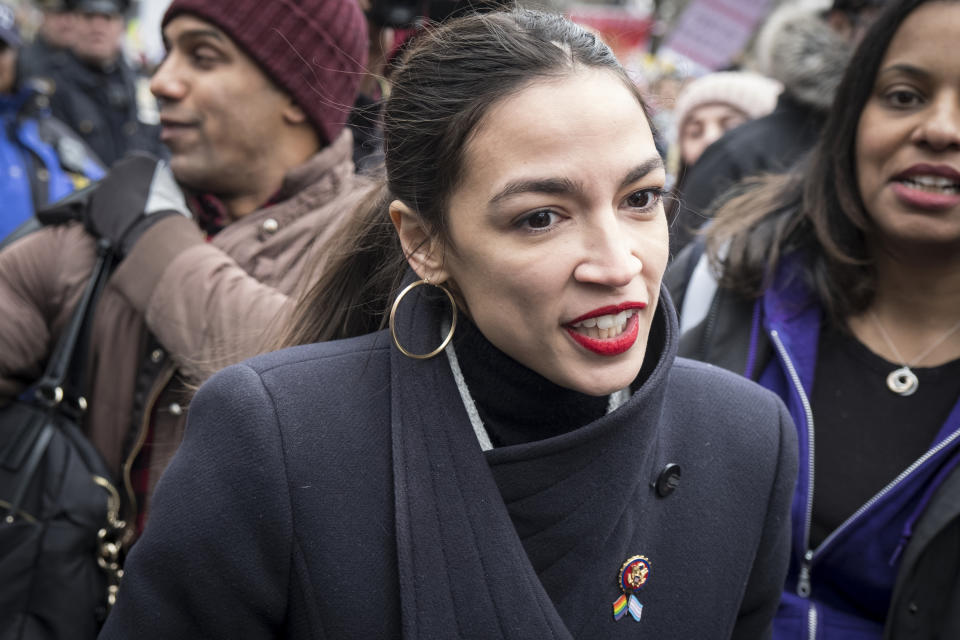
[389,278,677,638]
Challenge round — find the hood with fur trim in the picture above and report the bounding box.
[753,2,852,112]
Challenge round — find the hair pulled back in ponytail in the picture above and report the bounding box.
[277,9,652,348]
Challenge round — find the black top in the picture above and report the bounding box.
[453,318,608,447]
[810,324,960,547]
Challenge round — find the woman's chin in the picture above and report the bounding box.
[554,367,642,397]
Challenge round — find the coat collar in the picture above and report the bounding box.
[272,128,355,204]
[388,274,679,638]
[208,129,358,246]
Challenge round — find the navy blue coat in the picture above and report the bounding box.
[101,290,797,639]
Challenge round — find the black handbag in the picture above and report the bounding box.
[0,239,124,640]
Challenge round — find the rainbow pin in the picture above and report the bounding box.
[613,555,650,622]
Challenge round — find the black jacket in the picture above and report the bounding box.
[17,36,65,84]
[100,288,798,639]
[37,51,162,166]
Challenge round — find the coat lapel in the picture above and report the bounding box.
[389,280,680,638]
[389,280,573,639]
[485,293,676,636]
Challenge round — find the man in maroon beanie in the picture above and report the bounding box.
[0,0,370,554]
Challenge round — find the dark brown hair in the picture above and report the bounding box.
[705,0,953,326]
[276,9,653,347]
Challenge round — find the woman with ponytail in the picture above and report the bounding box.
[102,10,797,639]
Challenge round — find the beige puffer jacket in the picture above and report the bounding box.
[0,130,373,530]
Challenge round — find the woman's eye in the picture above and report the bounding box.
[624,188,663,210]
[518,210,558,231]
[884,89,922,108]
[683,122,704,141]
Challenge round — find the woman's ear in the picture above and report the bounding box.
[389,200,449,282]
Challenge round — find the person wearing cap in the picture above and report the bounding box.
[17,0,78,81]
[665,70,781,249]
[671,72,782,171]
[669,0,888,254]
[0,0,370,585]
[34,0,162,165]
[0,1,104,244]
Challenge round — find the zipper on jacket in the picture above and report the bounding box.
[807,601,818,640]
[798,550,817,639]
[812,425,960,561]
[797,549,813,597]
[769,331,817,569]
[122,362,176,529]
[698,291,722,363]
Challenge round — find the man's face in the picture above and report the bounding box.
[72,11,124,65]
[40,10,79,49]
[150,15,295,199]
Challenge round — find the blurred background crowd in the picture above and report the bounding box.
[0,0,876,246]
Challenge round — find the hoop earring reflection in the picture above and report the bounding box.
[389,279,458,360]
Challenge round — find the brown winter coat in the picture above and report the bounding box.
[0,131,372,529]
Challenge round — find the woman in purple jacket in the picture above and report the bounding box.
[667,0,960,637]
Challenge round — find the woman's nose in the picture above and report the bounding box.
[572,217,643,287]
[912,92,960,151]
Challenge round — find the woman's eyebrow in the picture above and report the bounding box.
[489,157,664,206]
[877,63,932,82]
[619,157,665,190]
[489,177,582,205]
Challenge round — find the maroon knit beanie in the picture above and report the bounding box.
[163,0,368,146]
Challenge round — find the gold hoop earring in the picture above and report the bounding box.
[389,279,458,360]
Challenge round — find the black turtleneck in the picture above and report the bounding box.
[451,318,611,448]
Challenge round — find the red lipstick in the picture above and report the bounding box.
[567,302,647,325]
[565,302,646,356]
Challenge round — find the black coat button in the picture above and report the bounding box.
[655,463,681,497]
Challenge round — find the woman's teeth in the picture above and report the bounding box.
[898,175,960,194]
[570,309,636,339]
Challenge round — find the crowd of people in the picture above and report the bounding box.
[0,0,958,638]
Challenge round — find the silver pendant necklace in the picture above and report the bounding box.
[869,310,960,397]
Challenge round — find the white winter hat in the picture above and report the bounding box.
[672,71,783,139]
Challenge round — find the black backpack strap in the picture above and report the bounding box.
[34,238,115,411]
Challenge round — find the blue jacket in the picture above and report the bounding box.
[0,86,105,242]
[666,246,960,640]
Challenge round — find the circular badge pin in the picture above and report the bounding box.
[613,555,650,623]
